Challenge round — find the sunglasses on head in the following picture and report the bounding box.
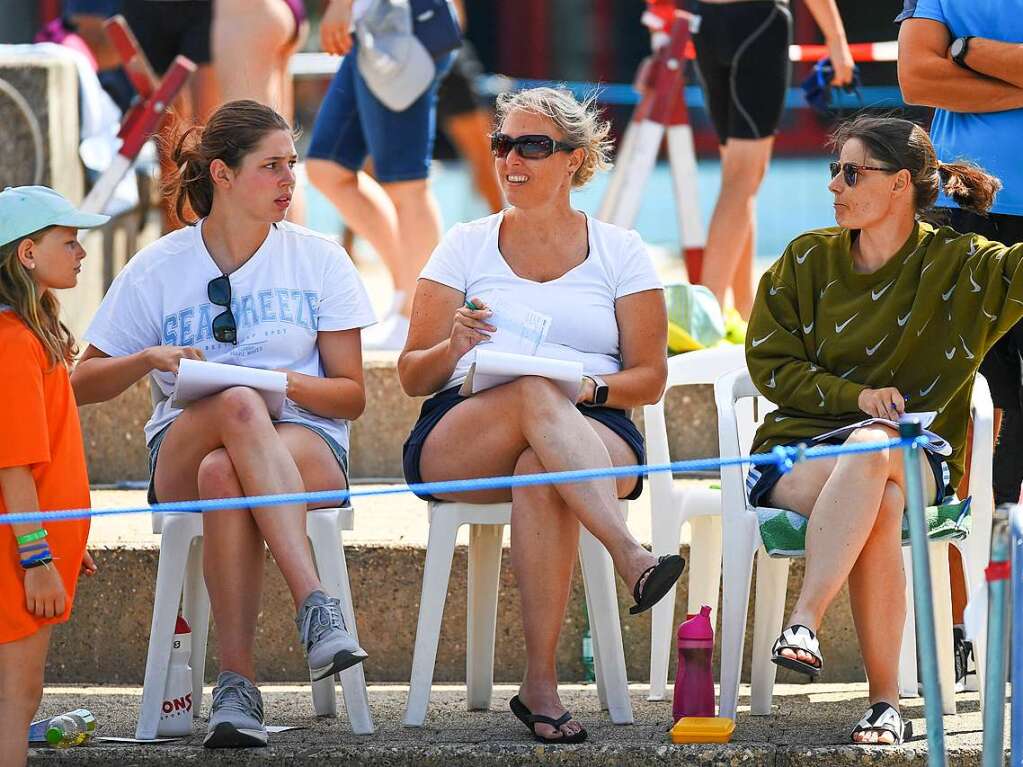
[490,132,576,160]
[207,274,237,345]
[829,161,898,187]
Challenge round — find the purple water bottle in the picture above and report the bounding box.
[672,605,716,721]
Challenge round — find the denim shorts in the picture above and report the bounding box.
[147,420,349,505]
[307,39,454,183]
[745,437,952,509]
[402,386,647,503]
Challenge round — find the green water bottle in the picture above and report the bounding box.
[45,709,96,748]
[581,628,595,682]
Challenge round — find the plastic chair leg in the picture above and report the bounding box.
[404,513,461,726]
[582,567,608,711]
[466,524,504,711]
[749,550,789,716]
[578,525,633,725]
[718,519,758,721]
[687,514,723,619]
[181,536,209,719]
[899,547,919,699]
[647,506,685,701]
[136,517,195,740]
[929,541,957,715]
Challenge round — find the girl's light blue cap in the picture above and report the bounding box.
[0,186,109,248]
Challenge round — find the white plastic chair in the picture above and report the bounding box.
[403,500,634,727]
[642,345,747,700]
[715,368,993,720]
[136,506,374,739]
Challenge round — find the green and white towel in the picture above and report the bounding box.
[757,496,972,558]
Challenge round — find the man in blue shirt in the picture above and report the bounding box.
[897,0,1023,693]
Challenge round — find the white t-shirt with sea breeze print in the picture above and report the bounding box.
[420,212,664,393]
[84,220,376,451]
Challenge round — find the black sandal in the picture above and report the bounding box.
[629,554,686,615]
[509,695,587,744]
[771,624,823,679]
[851,702,912,745]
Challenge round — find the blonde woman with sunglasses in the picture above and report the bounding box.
[744,115,1022,745]
[398,87,680,744]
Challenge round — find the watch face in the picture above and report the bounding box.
[951,37,965,59]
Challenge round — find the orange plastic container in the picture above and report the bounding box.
[670,716,735,744]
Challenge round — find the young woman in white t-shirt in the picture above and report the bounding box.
[398,88,679,744]
[70,101,376,749]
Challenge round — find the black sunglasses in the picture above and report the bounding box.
[830,161,898,187]
[207,274,237,345]
[490,132,577,160]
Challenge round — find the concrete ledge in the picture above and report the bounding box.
[79,354,719,483]
[53,541,867,684]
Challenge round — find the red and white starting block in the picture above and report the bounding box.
[597,11,706,281]
[79,15,195,216]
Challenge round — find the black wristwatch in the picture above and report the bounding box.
[949,36,974,69]
[582,375,609,407]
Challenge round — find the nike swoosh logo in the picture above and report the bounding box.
[917,318,930,336]
[1004,274,1013,286]
[816,383,826,407]
[766,370,776,388]
[815,338,827,357]
[802,322,814,334]
[819,279,838,300]
[750,331,776,348]
[942,286,955,301]
[945,347,956,360]
[840,365,858,379]
[944,236,957,245]
[795,245,817,265]
[921,261,935,276]
[920,375,940,397]
[961,336,975,360]
[897,311,912,327]
[773,415,789,422]
[769,284,785,296]
[865,335,888,356]
[809,363,819,372]
[1011,298,1023,306]
[872,280,895,301]
[903,243,925,265]
[969,270,982,293]
[982,307,997,320]
[835,313,859,333]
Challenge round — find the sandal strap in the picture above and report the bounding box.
[632,561,659,603]
[772,625,820,656]
[530,711,572,729]
[852,702,905,742]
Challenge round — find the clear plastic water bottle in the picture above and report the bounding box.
[672,605,716,721]
[45,709,96,748]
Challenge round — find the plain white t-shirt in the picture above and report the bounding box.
[420,212,663,393]
[84,220,376,452]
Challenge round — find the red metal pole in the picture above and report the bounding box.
[38,0,60,24]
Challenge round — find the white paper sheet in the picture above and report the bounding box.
[459,349,583,401]
[482,295,551,356]
[170,359,288,418]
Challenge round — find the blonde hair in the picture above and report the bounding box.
[0,228,78,368]
[495,87,612,187]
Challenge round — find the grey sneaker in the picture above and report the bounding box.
[203,671,268,748]
[296,589,368,681]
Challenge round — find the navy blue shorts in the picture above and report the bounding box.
[402,386,646,503]
[307,39,454,183]
[746,438,952,508]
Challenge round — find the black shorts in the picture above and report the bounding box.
[402,386,646,503]
[122,0,212,73]
[692,0,792,142]
[747,438,952,509]
[942,207,1023,410]
[436,40,486,122]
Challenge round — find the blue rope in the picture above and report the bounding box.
[0,436,922,526]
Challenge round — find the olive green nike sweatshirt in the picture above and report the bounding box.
[746,221,1023,488]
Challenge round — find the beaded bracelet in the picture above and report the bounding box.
[15,529,47,545]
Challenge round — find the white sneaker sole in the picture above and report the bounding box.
[310,647,368,681]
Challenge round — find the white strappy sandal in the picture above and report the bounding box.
[851,702,912,745]
[770,624,823,678]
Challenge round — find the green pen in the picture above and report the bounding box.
[465,300,479,310]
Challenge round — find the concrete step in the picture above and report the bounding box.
[28,683,996,765]
[78,354,720,483]
[62,489,876,685]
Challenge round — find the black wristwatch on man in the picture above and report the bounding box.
[949,36,975,70]
[582,375,609,407]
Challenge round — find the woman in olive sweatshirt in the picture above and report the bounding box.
[745,115,1018,745]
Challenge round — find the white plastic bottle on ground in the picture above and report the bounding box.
[157,615,194,737]
[45,709,96,748]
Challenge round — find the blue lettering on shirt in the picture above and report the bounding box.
[240,294,258,329]
[305,291,319,331]
[160,288,320,344]
[258,289,276,322]
[179,306,195,346]
[163,314,178,346]
[195,303,213,343]
[277,288,294,323]
[292,289,307,329]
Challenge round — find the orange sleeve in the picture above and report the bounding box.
[0,328,50,469]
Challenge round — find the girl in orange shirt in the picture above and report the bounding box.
[0,186,108,766]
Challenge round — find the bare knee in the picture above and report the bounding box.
[197,449,239,497]
[512,375,568,413]
[0,675,43,723]
[382,177,430,204]
[842,427,896,477]
[512,448,560,504]
[212,386,270,430]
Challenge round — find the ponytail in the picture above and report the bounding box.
[938,160,1002,216]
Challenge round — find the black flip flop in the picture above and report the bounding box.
[509,695,587,744]
[629,554,686,615]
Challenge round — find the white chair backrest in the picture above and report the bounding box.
[714,367,777,517]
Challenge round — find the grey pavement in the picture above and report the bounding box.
[28,683,1001,765]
